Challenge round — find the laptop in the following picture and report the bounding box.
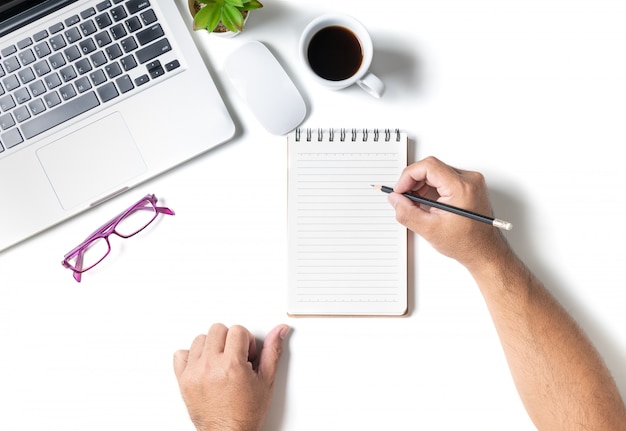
[0,0,236,252]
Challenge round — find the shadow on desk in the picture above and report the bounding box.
[371,34,423,99]
[262,332,292,430]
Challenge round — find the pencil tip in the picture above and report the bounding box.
[371,184,380,190]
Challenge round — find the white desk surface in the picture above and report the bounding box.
[2,0,626,429]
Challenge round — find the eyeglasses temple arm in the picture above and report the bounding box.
[72,251,84,282]
[155,206,175,216]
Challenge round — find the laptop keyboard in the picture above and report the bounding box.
[0,0,181,154]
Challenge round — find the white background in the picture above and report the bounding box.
[1,0,625,430]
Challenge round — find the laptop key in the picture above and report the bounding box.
[59,84,77,100]
[18,67,36,84]
[44,72,62,89]
[1,128,24,148]
[135,38,170,64]
[49,34,67,51]
[165,60,180,71]
[136,24,163,45]
[120,55,137,71]
[65,45,82,62]
[105,62,122,79]
[1,46,17,57]
[3,57,20,73]
[134,74,149,86]
[79,39,97,55]
[126,16,142,33]
[49,53,66,69]
[90,69,107,86]
[65,15,81,27]
[34,41,51,58]
[64,27,82,44]
[29,80,46,96]
[95,13,113,29]
[43,92,61,108]
[75,77,92,93]
[120,36,138,53]
[126,0,151,14]
[75,58,93,75]
[80,20,98,37]
[97,82,118,102]
[17,38,33,49]
[110,6,128,21]
[80,7,96,19]
[4,75,20,91]
[140,9,157,25]
[14,106,31,123]
[33,30,49,42]
[0,113,15,130]
[110,24,127,40]
[15,88,31,104]
[20,91,100,139]
[49,22,64,34]
[19,49,36,65]
[116,75,134,93]
[33,60,51,77]
[95,31,112,48]
[29,99,46,115]
[0,94,16,111]
[96,1,112,12]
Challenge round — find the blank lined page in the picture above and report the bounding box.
[287,129,408,316]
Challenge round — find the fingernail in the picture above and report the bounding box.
[279,325,291,340]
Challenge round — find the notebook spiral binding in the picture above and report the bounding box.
[294,128,402,142]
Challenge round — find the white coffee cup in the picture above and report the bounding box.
[299,14,385,98]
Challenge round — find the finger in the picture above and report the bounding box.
[188,334,207,361]
[173,349,189,381]
[204,323,229,356]
[224,325,256,362]
[388,192,439,233]
[395,156,459,196]
[258,324,290,382]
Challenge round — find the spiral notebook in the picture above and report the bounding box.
[287,128,408,316]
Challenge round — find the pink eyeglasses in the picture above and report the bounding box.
[62,194,174,282]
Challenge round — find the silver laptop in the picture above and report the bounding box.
[0,0,235,252]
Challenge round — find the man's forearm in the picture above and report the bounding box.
[470,251,626,430]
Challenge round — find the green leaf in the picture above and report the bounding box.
[193,2,222,32]
[240,0,262,11]
[225,0,244,7]
[221,3,244,32]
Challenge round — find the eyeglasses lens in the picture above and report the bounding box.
[67,236,110,271]
[114,202,157,238]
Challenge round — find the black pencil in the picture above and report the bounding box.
[372,185,512,230]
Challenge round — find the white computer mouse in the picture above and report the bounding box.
[224,41,306,135]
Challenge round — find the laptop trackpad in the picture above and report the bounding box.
[36,113,147,210]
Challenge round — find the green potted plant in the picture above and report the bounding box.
[188,0,263,35]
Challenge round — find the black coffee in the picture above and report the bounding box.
[307,26,363,81]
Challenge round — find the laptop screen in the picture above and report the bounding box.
[0,0,77,37]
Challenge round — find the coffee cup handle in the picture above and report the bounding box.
[357,72,385,98]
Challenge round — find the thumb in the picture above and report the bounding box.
[257,324,290,382]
